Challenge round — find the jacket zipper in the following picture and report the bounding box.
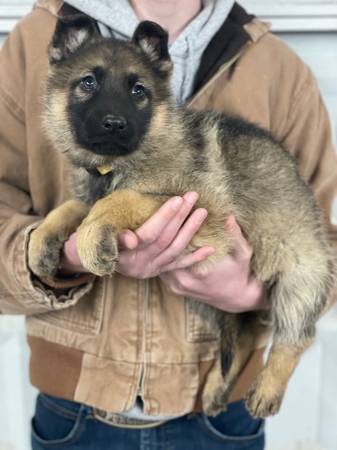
[137,278,150,398]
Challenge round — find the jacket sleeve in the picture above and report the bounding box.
[0,21,94,315]
[276,64,337,310]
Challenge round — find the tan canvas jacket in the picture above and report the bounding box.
[0,0,336,416]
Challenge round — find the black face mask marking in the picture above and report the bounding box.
[67,67,153,157]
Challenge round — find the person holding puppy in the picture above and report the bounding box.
[0,0,336,449]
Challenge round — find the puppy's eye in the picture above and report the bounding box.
[80,75,97,92]
[131,82,146,98]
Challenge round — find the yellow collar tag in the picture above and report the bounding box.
[97,165,113,175]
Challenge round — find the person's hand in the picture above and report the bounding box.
[118,196,264,312]
[116,192,214,278]
[159,215,265,313]
[59,192,213,276]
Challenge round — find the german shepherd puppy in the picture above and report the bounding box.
[28,15,334,418]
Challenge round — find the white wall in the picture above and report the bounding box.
[0,318,37,450]
[0,2,336,450]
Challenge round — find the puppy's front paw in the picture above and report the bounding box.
[77,222,118,277]
[28,230,63,280]
[245,373,284,418]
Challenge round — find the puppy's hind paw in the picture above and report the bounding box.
[245,378,283,418]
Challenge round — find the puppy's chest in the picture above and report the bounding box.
[75,166,229,215]
[75,169,166,205]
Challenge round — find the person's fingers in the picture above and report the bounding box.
[118,229,139,250]
[150,192,199,250]
[138,192,199,253]
[226,215,252,262]
[154,207,208,266]
[161,245,214,272]
[61,232,88,272]
[135,196,184,244]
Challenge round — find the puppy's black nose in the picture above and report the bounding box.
[102,115,127,133]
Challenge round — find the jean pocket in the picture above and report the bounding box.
[31,394,88,448]
[197,401,265,446]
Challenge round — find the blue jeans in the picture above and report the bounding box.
[31,393,265,450]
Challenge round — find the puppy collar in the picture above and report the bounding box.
[86,165,114,176]
[96,165,114,175]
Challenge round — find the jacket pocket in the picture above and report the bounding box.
[185,297,221,342]
[31,394,88,448]
[29,277,105,335]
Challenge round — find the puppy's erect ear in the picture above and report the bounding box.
[49,14,100,64]
[132,21,173,75]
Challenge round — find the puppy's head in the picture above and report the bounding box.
[45,15,173,169]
